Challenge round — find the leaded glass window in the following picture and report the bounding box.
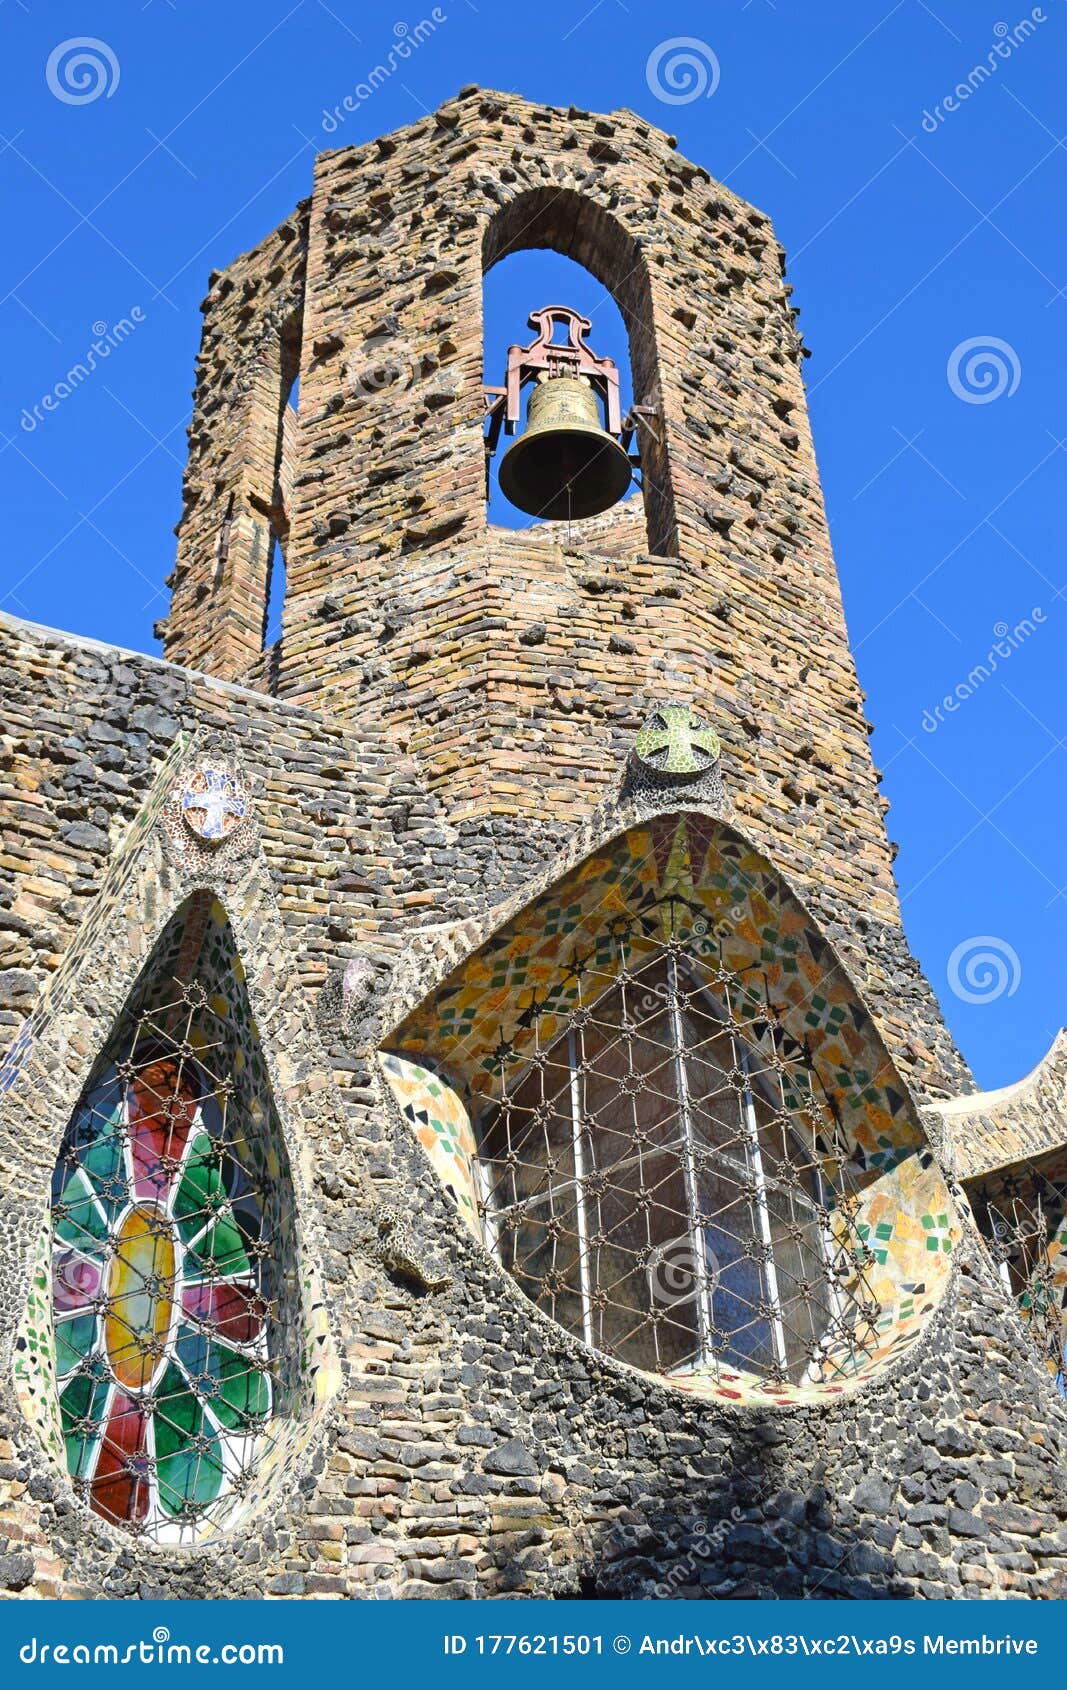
[477,942,877,1386]
[45,898,288,1541]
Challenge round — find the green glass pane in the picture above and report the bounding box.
[54,1169,108,1251]
[59,1367,109,1481]
[78,1098,126,1192]
[175,1329,270,1431]
[174,1133,224,1239]
[153,1362,224,1516]
[55,1314,97,1380]
[187,1212,250,1278]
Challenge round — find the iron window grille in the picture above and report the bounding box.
[475,923,881,1387]
[972,1167,1067,1394]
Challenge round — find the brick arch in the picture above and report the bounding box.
[481,186,675,554]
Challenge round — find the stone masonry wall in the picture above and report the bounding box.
[161,205,309,680]
[1,615,1063,1601]
[6,90,1049,1603]
[161,91,970,1101]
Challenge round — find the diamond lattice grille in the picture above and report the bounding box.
[478,935,880,1386]
[972,1166,1067,1395]
[45,906,283,1542]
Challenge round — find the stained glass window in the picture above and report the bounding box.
[46,897,286,1541]
[476,938,880,1387]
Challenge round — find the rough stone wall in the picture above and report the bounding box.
[1,616,1065,1601]
[159,91,968,1100]
[927,1031,1067,1179]
[161,206,309,680]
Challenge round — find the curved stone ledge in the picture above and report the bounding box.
[926,1029,1067,1181]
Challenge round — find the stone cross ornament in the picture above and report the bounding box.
[180,766,248,843]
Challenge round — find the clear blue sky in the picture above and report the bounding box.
[1,0,1064,1092]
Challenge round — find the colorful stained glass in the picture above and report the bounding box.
[45,897,283,1542]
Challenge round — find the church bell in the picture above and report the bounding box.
[486,305,637,522]
[498,374,634,521]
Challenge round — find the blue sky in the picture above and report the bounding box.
[1,0,1064,1091]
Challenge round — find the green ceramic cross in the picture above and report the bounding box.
[635,705,721,776]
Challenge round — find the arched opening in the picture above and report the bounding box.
[483,252,635,530]
[258,331,300,654]
[382,815,958,1405]
[971,1156,1067,1395]
[482,188,674,554]
[263,531,286,650]
[28,893,305,1541]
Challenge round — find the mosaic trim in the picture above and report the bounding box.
[163,758,255,873]
[385,815,958,1405]
[379,1053,481,1239]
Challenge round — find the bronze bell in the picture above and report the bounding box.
[498,373,633,521]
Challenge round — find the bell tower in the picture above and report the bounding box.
[10,81,1067,1605]
[161,86,964,1102]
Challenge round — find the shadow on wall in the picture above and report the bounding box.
[551,1415,907,1600]
[574,1419,913,1602]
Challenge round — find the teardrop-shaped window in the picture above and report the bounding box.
[42,894,294,1541]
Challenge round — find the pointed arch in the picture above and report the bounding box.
[6,771,341,1544]
[381,813,959,1406]
[34,894,296,1539]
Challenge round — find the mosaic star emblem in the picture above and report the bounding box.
[634,704,721,779]
[180,767,248,844]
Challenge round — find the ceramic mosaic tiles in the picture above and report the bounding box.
[386,815,958,1404]
[633,704,721,779]
[22,895,303,1543]
[379,1054,481,1239]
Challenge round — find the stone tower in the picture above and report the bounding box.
[1,88,1066,1599]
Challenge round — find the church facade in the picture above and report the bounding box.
[1,88,1066,1600]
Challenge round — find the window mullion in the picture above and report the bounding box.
[476,1152,503,1262]
[567,1028,595,1350]
[740,1048,790,1374]
[667,951,715,1364]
